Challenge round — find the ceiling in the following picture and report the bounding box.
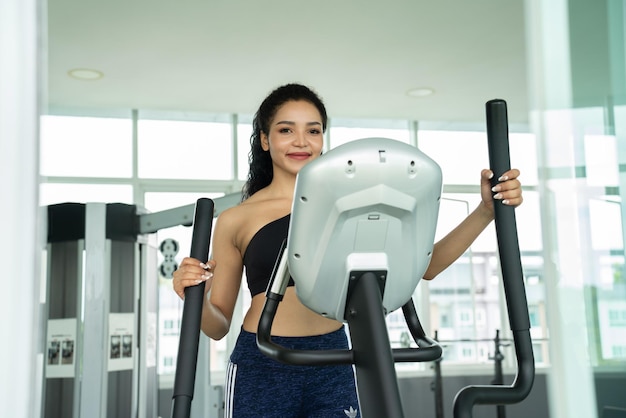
[46,0,529,125]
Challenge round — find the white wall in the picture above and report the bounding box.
[0,0,45,417]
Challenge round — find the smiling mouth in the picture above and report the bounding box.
[287,152,311,160]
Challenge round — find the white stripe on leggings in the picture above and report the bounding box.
[224,361,237,418]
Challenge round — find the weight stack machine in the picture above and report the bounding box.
[43,202,158,418]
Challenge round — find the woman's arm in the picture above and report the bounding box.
[173,208,244,340]
[202,210,245,339]
[423,168,523,280]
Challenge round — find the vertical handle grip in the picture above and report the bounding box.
[485,99,530,332]
[171,198,215,418]
[453,100,534,418]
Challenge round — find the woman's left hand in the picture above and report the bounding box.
[480,168,523,214]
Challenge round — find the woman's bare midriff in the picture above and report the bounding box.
[242,288,343,337]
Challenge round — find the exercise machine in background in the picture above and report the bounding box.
[42,192,239,418]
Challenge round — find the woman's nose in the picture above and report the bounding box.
[293,131,307,146]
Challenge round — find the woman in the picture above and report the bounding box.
[172,83,523,417]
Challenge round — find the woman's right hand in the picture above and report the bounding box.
[172,257,216,300]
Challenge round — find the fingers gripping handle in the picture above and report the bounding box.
[171,198,215,418]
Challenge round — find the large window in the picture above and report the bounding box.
[237,117,253,181]
[40,114,133,178]
[328,118,412,149]
[39,110,548,382]
[137,112,233,180]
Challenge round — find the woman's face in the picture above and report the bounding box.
[261,100,324,176]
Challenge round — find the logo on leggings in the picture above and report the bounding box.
[344,406,358,418]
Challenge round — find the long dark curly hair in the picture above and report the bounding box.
[241,83,328,200]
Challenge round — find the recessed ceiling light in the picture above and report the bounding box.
[68,68,104,81]
[407,87,434,97]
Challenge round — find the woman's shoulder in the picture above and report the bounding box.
[234,187,290,215]
[215,200,254,230]
[216,190,291,250]
[215,193,280,233]
[219,192,268,219]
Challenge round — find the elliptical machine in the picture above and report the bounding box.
[256,100,535,418]
[170,100,535,418]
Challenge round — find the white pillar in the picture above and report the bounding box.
[0,0,44,417]
[524,1,598,418]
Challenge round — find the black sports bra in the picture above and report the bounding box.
[242,214,295,297]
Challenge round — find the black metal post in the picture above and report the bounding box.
[346,271,405,418]
[491,330,506,418]
[431,330,445,418]
[171,198,215,418]
[256,268,443,417]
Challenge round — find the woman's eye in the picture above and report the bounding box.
[279,128,291,134]
[309,129,321,135]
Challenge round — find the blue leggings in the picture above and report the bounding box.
[224,327,361,418]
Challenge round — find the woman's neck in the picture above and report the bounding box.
[266,171,297,201]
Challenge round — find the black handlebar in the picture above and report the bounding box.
[257,292,442,366]
[171,198,215,418]
[256,243,355,365]
[256,244,442,366]
[452,99,535,418]
[486,99,531,333]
